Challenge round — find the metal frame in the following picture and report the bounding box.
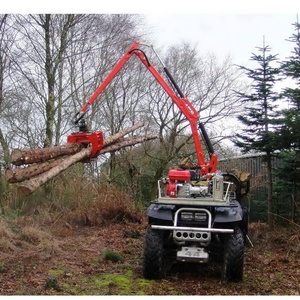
[156,178,233,205]
[174,208,212,228]
[151,225,234,234]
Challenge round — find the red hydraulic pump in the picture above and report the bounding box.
[68,41,218,175]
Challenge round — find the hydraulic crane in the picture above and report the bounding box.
[68,41,217,176]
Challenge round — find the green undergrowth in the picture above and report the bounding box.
[61,270,155,295]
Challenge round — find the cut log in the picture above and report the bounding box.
[16,134,157,196]
[103,122,144,147]
[10,122,144,166]
[5,130,151,183]
[100,134,157,154]
[229,168,251,182]
[239,171,251,183]
[5,156,68,183]
[11,143,84,166]
[17,147,92,196]
[173,157,194,170]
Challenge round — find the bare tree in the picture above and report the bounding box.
[12,14,85,148]
[65,15,147,180]
[0,14,14,164]
[1,14,148,154]
[141,42,244,183]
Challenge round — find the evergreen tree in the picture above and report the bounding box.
[280,19,300,152]
[274,19,300,223]
[233,41,281,226]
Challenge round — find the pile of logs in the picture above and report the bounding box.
[225,168,251,197]
[5,122,157,196]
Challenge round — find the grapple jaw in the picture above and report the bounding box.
[67,131,104,159]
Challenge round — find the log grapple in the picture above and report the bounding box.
[67,131,103,159]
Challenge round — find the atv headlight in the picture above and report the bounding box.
[180,211,208,222]
[180,212,194,221]
[194,212,207,222]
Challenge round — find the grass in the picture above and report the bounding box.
[65,270,155,295]
[102,250,124,263]
[2,167,144,228]
[19,226,50,246]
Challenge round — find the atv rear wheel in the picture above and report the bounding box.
[222,227,245,282]
[143,227,165,279]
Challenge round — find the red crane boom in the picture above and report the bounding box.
[69,41,217,175]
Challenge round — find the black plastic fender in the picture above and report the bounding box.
[146,204,175,221]
[214,201,244,223]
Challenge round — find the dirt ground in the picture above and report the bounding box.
[0,219,299,295]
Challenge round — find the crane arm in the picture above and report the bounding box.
[72,41,217,175]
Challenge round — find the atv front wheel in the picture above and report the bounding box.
[143,227,165,279]
[222,228,245,282]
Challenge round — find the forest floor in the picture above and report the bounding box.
[0,216,299,296]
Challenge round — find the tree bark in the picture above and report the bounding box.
[11,122,145,166]
[43,14,55,148]
[100,134,157,155]
[17,147,92,196]
[103,122,144,147]
[5,156,68,183]
[11,143,84,166]
[0,127,9,165]
[43,14,76,148]
[15,134,157,195]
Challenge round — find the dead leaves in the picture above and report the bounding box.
[0,220,299,295]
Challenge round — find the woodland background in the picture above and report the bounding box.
[0,14,299,295]
[0,14,299,224]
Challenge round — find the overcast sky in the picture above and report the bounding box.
[3,1,299,70]
[2,0,299,148]
[144,14,298,68]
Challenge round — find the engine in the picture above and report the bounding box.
[166,170,206,198]
[165,169,224,200]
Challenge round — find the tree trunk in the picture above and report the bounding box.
[0,128,9,165]
[44,14,55,148]
[11,143,84,166]
[266,153,273,227]
[100,134,157,154]
[103,122,144,147]
[0,15,10,165]
[5,156,68,183]
[17,147,92,196]
[43,14,76,148]
[15,134,157,195]
[11,122,145,166]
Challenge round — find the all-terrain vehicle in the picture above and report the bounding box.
[143,168,249,281]
[71,41,250,282]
